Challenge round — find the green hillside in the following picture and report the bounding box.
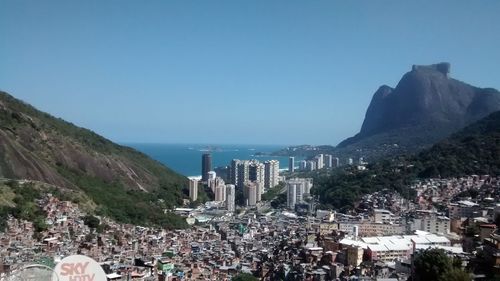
[314,110,500,209]
[0,91,187,228]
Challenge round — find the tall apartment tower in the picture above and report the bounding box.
[333,157,340,168]
[244,181,257,207]
[230,159,241,185]
[324,154,333,168]
[226,184,236,212]
[299,160,307,170]
[288,157,295,173]
[315,154,324,170]
[215,181,226,202]
[286,178,313,209]
[264,160,279,189]
[189,178,198,202]
[236,161,250,189]
[249,161,265,190]
[201,153,212,182]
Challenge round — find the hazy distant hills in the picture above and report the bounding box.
[0,91,187,227]
[337,63,500,158]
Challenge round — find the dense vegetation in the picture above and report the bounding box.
[0,180,47,233]
[232,273,259,281]
[57,166,187,229]
[314,111,500,209]
[413,248,470,281]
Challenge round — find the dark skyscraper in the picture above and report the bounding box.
[201,153,212,182]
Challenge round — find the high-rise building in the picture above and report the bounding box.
[236,160,250,189]
[209,176,223,193]
[215,180,226,202]
[201,153,212,182]
[299,160,307,170]
[189,178,198,202]
[306,160,316,171]
[347,158,353,165]
[324,154,333,168]
[244,181,257,206]
[264,160,279,189]
[333,157,340,168]
[249,161,265,191]
[230,159,241,185]
[226,184,236,212]
[286,178,313,209]
[315,154,324,169]
[288,157,295,173]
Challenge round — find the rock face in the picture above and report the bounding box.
[338,63,500,154]
[0,91,186,194]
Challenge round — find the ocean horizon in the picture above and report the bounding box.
[126,143,300,177]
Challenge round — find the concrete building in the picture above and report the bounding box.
[315,154,324,170]
[448,200,480,219]
[189,178,198,202]
[347,245,364,267]
[249,161,265,191]
[347,158,353,165]
[236,161,250,189]
[201,153,212,182]
[324,154,333,168]
[215,181,226,202]
[306,160,316,171]
[226,184,236,212]
[288,157,295,173]
[264,160,279,189]
[244,181,257,207]
[333,157,340,168]
[410,213,450,235]
[299,160,307,170]
[229,159,241,185]
[286,178,313,209]
[373,209,396,224]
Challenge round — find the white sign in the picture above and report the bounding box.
[53,255,107,281]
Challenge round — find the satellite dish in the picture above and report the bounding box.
[7,264,58,281]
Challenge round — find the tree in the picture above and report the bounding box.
[413,248,470,281]
[232,273,258,281]
[82,215,100,229]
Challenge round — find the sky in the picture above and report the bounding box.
[1,1,499,146]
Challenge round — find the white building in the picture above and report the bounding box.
[286,178,313,209]
[323,154,333,168]
[226,184,235,212]
[315,154,324,170]
[264,160,279,189]
[410,211,450,234]
[244,181,258,206]
[215,181,226,202]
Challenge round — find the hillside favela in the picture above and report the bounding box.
[1,1,500,281]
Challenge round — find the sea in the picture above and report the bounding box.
[127,143,299,177]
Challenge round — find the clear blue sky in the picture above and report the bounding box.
[1,1,499,145]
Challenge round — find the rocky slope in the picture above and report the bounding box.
[0,91,187,226]
[338,63,500,157]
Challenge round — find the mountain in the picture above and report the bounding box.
[0,91,188,228]
[315,110,500,209]
[338,63,500,158]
